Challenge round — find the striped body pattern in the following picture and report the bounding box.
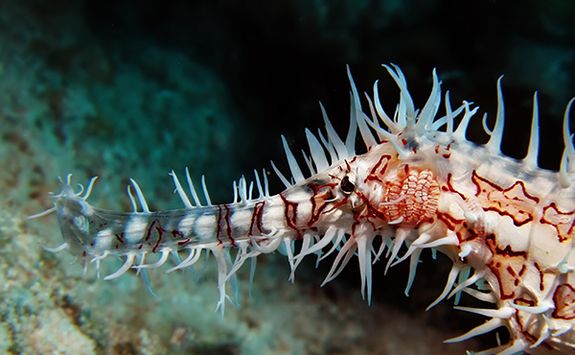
[40,65,575,353]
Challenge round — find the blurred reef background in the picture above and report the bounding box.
[0,0,573,354]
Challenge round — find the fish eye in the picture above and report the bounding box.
[340,175,355,194]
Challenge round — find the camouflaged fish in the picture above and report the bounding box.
[34,64,575,354]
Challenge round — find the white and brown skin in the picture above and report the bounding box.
[45,65,575,353]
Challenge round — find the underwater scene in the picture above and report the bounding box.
[0,1,574,354]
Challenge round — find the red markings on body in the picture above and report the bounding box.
[223,205,236,247]
[115,233,125,244]
[306,182,336,227]
[434,144,451,158]
[540,203,575,242]
[514,297,535,307]
[248,201,267,237]
[442,173,466,201]
[216,205,236,247]
[171,230,183,238]
[140,220,153,248]
[177,238,192,247]
[128,218,189,252]
[280,193,302,238]
[437,212,462,231]
[344,160,351,173]
[216,206,224,245]
[471,171,537,226]
[322,196,350,215]
[485,234,528,299]
[354,190,387,222]
[534,262,545,291]
[512,294,542,344]
[152,222,165,252]
[436,212,484,242]
[144,221,154,241]
[114,232,125,249]
[553,284,575,320]
[364,154,391,184]
[143,219,164,252]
